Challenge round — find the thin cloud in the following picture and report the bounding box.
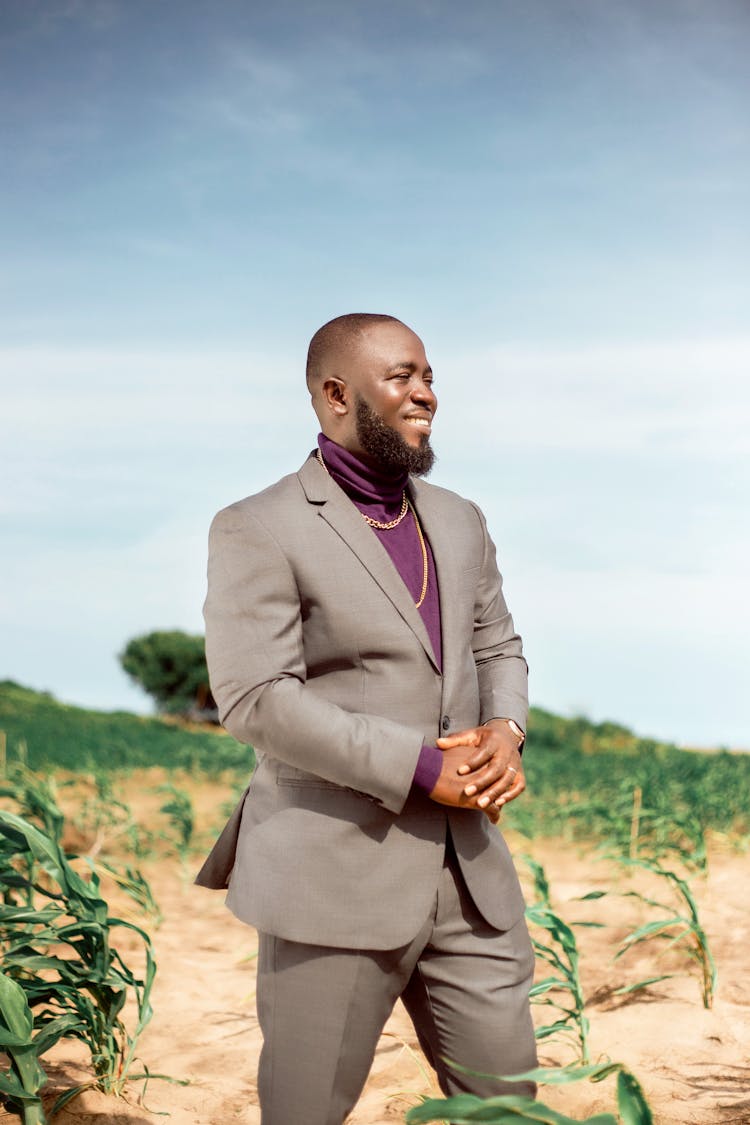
[438,338,750,458]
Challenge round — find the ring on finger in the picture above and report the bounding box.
[507,766,518,776]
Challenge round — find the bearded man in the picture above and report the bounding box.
[196,313,537,1125]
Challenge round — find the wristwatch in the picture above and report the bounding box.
[506,718,525,743]
[483,716,526,752]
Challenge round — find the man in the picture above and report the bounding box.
[196,314,537,1124]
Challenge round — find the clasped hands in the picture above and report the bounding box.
[429,719,526,825]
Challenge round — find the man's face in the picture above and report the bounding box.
[345,322,438,475]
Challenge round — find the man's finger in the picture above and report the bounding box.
[436,731,481,751]
[476,771,526,808]
[495,775,527,806]
[456,745,495,777]
[462,754,509,794]
[494,784,524,807]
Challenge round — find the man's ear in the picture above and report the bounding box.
[321,377,349,416]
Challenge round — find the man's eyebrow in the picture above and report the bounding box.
[386,361,433,375]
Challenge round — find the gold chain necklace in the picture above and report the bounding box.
[408,499,429,609]
[316,448,429,608]
[316,448,408,528]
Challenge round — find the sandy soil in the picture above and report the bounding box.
[2,772,748,1125]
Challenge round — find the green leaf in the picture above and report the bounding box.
[618,918,681,947]
[0,905,63,924]
[441,1060,622,1087]
[33,1013,85,1056]
[616,1069,654,1125]
[530,976,570,996]
[0,810,93,904]
[406,1092,618,1123]
[0,971,33,1042]
[0,975,47,1102]
[0,1071,43,1104]
[407,1093,485,1121]
[50,1081,95,1115]
[514,1064,621,1086]
[534,1021,576,1040]
[612,975,673,996]
[0,1028,32,1047]
[3,953,74,973]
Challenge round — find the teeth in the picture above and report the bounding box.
[406,418,430,427]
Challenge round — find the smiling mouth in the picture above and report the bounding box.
[404,417,432,429]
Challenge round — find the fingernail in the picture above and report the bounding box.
[478,796,489,808]
[464,785,477,796]
[457,766,469,775]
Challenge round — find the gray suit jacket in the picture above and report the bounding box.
[195,452,529,949]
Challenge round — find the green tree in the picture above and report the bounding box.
[118,631,217,720]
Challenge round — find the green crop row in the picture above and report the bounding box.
[508,709,750,844]
[0,681,253,776]
[0,766,163,1123]
[2,683,748,846]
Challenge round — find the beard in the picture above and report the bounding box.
[355,395,436,477]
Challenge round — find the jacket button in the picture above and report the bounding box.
[441,716,450,731]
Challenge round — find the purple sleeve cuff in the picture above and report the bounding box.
[412,743,443,795]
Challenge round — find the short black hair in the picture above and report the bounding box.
[306,313,405,389]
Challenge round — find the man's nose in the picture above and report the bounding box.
[412,381,437,411]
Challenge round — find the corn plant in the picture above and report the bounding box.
[0,808,156,1113]
[157,783,194,855]
[504,718,750,849]
[523,857,597,1064]
[94,859,163,926]
[71,771,154,860]
[406,1060,653,1124]
[566,783,707,873]
[0,971,49,1125]
[613,857,717,1009]
[1,762,160,921]
[0,765,64,845]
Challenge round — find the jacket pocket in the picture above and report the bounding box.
[275,764,342,790]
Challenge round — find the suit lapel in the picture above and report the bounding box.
[407,476,462,691]
[298,455,440,672]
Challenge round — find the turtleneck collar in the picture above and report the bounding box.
[317,433,408,506]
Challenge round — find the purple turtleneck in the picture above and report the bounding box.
[317,434,444,795]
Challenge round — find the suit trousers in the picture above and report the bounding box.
[255,839,537,1125]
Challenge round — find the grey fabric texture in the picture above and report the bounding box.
[255,845,537,1125]
[195,453,530,945]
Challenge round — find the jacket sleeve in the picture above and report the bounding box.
[203,506,423,815]
[469,503,529,733]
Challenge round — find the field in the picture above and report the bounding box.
[1,682,749,1124]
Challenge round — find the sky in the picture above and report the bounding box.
[1,0,748,748]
